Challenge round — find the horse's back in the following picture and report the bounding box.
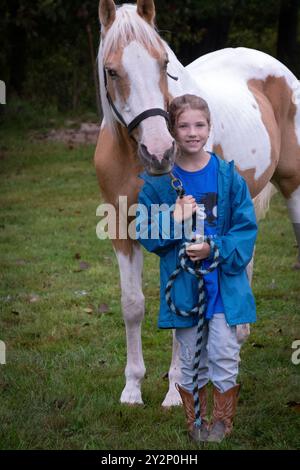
[187,47,298,84]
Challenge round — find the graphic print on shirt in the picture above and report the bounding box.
[197,192,217,228]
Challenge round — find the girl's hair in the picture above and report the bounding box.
[169,94,211,132]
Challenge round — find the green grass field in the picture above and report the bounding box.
[0,119,299,450]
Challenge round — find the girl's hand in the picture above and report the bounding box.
[173,195,197,223]
[186,242,211,261]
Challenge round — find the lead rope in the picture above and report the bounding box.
[167,172,220,429]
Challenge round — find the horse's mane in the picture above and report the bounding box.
[98,4,164,133]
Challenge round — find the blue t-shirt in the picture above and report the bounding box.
[173,153,225,319]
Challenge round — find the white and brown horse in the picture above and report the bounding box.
[94,0,300,407]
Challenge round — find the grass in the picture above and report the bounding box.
[0,117,300,450]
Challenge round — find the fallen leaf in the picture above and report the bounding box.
[74,290,88,297]
[28,294,40,303]
[53,399,66,410]
[53,397,76,410]
[83,306,93,314]
[286,401,300,412]
[97,303,109,314]
[80,261,90,270]
[268,279,277,289]
[73,261,90,272]
[15,259,27,266]
[251,342,265,348]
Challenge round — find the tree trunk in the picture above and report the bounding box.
[277,0,299,75]
[179,12,232,66]
[8,0,27,95]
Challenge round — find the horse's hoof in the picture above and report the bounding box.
[120,387,144,405]
[161,390,182,408]
[293,261,300,270]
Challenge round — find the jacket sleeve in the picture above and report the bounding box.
[136,182,183,256]
[214,171,258,274]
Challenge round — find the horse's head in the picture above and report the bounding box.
[99,0,176,175]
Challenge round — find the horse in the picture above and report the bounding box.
[94,0,300,407]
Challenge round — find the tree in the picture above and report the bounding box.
[277,0,300,75]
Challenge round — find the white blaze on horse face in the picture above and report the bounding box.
[121,41,173,160]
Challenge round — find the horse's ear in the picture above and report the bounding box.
[137,0,156,26]
[99,0,116,31]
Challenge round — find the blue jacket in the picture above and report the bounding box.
[137,154,258,328]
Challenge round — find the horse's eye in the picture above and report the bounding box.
[107,69,118,78]
[163,60,169,70]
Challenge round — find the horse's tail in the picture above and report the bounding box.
[253,182,277,222]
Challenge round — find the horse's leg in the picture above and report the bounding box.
[162,330,182,407]
[248,182,278,284]
[286,186,300,269]
[273,176,300,269]
[246,250,255,286]
[114,240,146,405]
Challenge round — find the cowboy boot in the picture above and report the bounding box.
[207,384,240,443]
[175,383,209,443]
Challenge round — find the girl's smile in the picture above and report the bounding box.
[175,109,210,157]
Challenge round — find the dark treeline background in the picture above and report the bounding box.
[1,0,300,113]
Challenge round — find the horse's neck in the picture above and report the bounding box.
[167,46,215,151]
[166,45,204,98]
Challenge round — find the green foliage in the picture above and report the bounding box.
[1,0,101,110]
[1,1,299,111]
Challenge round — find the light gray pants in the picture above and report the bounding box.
[175,313,241,393]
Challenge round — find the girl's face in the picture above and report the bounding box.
[175,109,210,156]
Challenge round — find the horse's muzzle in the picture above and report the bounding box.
[138,142,176,176]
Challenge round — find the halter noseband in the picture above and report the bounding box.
[103,68,178,133]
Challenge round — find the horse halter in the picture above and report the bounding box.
[103,67,178,134]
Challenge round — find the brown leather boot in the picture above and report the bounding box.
[207,384,240,443]
[175,383,209,443]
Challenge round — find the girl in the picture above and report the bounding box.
[137,94,257,443]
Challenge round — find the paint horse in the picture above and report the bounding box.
[94,0,300,407]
